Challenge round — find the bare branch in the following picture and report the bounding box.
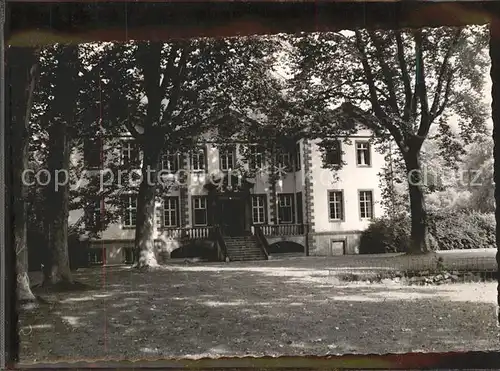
[430,29,462,120]
[159,44,180,94]
[395,30,413,122]
[137,42,163,101]
[354,30,384,120]
[122,118,143,141]
[304,79,366,104]
[434,71,454,119]
[354,30,405,148]
[162,43,190,123]
[367,31,400,116]
[413,30,431,144]
[136,42,164,129]
[375,86,391,101]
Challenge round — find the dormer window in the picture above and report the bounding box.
[248,145,264,171]
[162,150,180,173]
[190,146,206,172]
[356,141,371,167]
[219,145,236,172]
[325,140,342,166]
[276,147,292,172]
[121,140,140,167]
[84,138,102,168]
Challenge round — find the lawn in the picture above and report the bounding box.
[19,255,500,364]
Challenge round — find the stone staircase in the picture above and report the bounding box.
[223,235,268,261]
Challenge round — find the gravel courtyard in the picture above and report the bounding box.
[19,256,500,364]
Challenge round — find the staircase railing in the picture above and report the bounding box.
[260,223,306,236]
[160,226,212,239]
[211,225,229,262]
[253,225,270,260]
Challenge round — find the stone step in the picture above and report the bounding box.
[228,250,264,255]
[226,249,265,255]
[224,236,266,261]
[227,249,265,254]
[226,238,255,240]
[226,245,260,249]
[228,251,264,256]
[230,256,267,261]
[228,252,264,257]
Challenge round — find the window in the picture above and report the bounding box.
[276,147,292,172]
[328,190,344,221]
[86,198,103,230]
[296,192,303,224]
[190,147,206,171]
[356,141,371,166]
[162,151,180,173]
[121,140,140,167]
[359,190,374,220]
[325,140,342,166]
[162,197,179,227]
[84,138,101,168]
[278,194,294,224]
[295,142,301,170]
[219,145,235,172]
[192,196,207,226]
[248,145,264,171]
[122,194,137,227]
[251,195,267,224]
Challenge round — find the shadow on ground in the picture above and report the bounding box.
[19,262,499,363]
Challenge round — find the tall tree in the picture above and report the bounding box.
[9,47,40,300]
[30,44,81,285]
[27,42,135,268]
[96,38,279,268]
[292,26,489,253]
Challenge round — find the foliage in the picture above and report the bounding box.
[290,25,490,252]
[359,210,495,254]
[426,188,472,213]
[358,213,411,254]
[460,132,494,213]
[427,211,495,250]
[378,143,409,216]
[26,38,285,245]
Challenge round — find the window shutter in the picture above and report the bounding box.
[203,146,208,170]
[177,152,184,170]
[156,202,163,228]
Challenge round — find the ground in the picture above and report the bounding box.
[19,251,500,364]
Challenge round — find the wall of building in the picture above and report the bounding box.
[307,131,387,255]
[70,128,388,258]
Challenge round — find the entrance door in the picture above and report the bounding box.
[330,240,345,256]
[220,197,245,236]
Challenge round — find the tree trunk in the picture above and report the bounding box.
[41,45,79,285]
[13,126,35,301]
[490,19,500,325]
[44,122,73,284]
[404,150,431,255]
[10,47,40,301]
[134,145,162,269]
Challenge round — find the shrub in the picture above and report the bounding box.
[359,211,495,254]
[359,213,410,254]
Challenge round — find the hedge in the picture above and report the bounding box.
[359,211,495,254]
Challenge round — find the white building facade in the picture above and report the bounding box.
[70,126,386,263]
